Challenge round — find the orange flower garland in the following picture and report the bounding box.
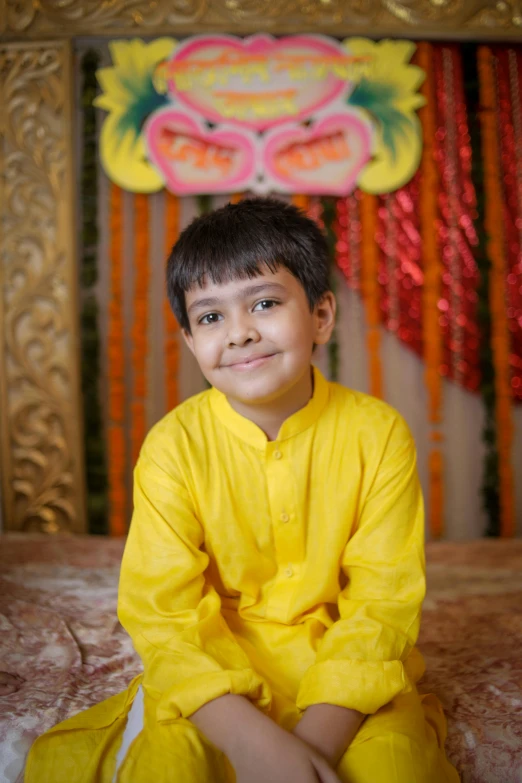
[108,183,127,536]
[131,194,150,466]
[230,193,243,204]
[478,47,515,537]
[292,194,311,213]
[164,191,181,411]
[418,42,445,538]
[360,192,383,399]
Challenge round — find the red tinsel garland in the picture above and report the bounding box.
[335,192,361,291]
[433,45,480,393]
[334,45,483,399]
[375,176,424,354]
[495,47,522,401]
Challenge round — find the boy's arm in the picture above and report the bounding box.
[118,440,271,724]
[295,414,425,751]
[293,704,366,767]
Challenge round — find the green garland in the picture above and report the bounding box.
[321,197,340,382]
[81,50,108,535]
[462,44,500,536]
[197,194,212,215]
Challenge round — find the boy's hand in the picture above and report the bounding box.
[190,694,341,783]
[230,728,341,783]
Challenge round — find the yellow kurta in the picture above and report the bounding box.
[26,368,459,783]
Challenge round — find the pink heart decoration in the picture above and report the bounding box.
[165,34,350,130]
[145,110,258,194]
[262,112,372,196]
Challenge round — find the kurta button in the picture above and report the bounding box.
[274,450,282,460]
[284,566,293,578]
[280,512,289,523]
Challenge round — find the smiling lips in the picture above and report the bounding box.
[225,353,276,371]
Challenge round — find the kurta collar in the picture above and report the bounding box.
[209,366,329,450]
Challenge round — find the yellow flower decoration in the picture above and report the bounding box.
[95,38,176,193]
[344,39,426,194]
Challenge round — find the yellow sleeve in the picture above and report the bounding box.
[118,442,272,722]
[296,414,425,716]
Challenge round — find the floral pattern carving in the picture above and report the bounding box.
[0,44,85,532]
[0,0,521,37]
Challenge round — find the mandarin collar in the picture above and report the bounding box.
[209,366,329,450]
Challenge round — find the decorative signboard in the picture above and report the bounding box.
[95,35,426,196]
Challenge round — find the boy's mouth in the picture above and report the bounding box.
[224,353,276,371]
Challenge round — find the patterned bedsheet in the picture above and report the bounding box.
[0,535,521,783]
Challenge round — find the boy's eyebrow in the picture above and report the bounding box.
[187,282,287,315]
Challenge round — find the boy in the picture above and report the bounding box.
[26,198,459,783]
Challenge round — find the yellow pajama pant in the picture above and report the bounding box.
[25,673,459,783]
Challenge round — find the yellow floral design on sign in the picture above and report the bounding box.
[344,38,426,194]
[95,38,176,193]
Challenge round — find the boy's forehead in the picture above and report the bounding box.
[186,266,294,297]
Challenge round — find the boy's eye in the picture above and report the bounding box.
[253,299,278,312]
[199,312,222,325]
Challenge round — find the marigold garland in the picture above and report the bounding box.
[108,183,127,536]
[131,194,150,466]
[477,46,515,537]
[418,42,445,538]
[360,192,383,398]
[164,191,180,411]
[292,194,310,212]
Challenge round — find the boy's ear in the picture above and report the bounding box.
[182,329,196,356]
[313,291,337,346]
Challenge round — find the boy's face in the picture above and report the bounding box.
[182,265,336,406]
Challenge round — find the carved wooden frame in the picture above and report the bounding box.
[0,1,520,533]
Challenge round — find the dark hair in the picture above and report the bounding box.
[166,197,331,332]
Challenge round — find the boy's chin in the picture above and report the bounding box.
[215,376,301,407]
[218,384,279,406]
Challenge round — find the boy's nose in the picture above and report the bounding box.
[226,316,260,347]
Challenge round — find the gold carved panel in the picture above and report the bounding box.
[0,0,521,40]
[0,41,86,533]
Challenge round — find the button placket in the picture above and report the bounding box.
[265,442,303,619]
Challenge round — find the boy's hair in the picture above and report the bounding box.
[166,197,331,332]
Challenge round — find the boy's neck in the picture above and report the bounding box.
[226,366,314,442]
